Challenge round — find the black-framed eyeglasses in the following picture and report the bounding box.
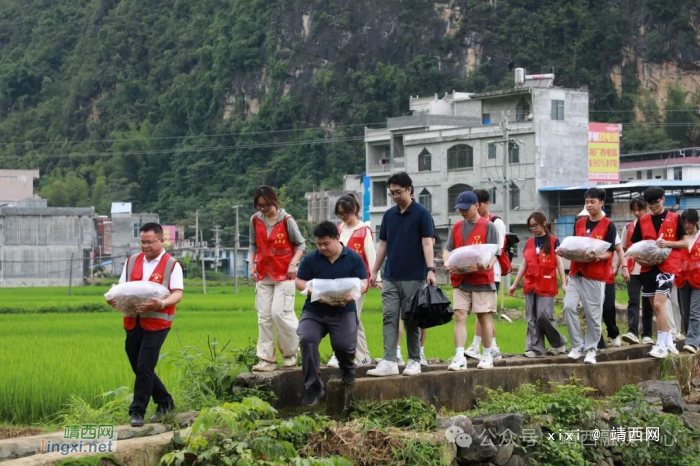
[336,211,350,218]
[648,199,663,206]
[388,188,407,198]
[255,203,271,211]
[528,224,541,231]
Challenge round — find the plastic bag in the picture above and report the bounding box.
[305,278,362,307]
[445,244,499,274]
[104,281,171,315]
[625,240,671,267]
[401,285,453,329]
[557,236,611,262]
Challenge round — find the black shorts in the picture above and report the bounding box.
[640,267,674,297]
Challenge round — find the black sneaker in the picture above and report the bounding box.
[130,412,145,427]
[341,369,356,385]
[149,404,175,423]
[301,388,326,407]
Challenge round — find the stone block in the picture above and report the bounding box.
[636,380,684,414]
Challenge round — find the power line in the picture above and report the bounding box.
[0,135,366,160]
[0,122,384,148]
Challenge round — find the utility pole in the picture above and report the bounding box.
[213,225,221,273]
[500,111,511,309]
[188,210,206,294]
[232,205,241,294]
[68,252,74,295]
[201,227,206,294]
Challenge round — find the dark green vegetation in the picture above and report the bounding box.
[2,0,700,240]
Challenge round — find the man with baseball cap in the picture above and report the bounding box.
[443,191,501,370]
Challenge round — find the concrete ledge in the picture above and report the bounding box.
[236,344,670,409]
[326,357,663,415]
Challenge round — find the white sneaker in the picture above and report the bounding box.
[355,356,372,367]
[666,343,679,355]
[584,350,597,365]
[419,352,429,366]
[283,355,297,367]
[552,345,567,355]
[610,336,622,347]
[396,354,405,366]
[252,360,277,372]
[649,345,668,359]
[621,333,640,345]
[683,344,698,354]
[674,333,685,342]
[465,342,481,359]
[326,354,339,368]
[477,354,493,369]
[491,345,503,361]
[367,360,399,377]
[448,355,467,371]
[524,351,543,358]
[642,336,655,345]
[568,346,584,360]
[402,359,422,376]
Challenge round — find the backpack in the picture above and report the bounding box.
[489,215,520,274]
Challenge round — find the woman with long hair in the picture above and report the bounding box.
[509,212,568,357]
[249,185,306,372]
[326,193,378,368]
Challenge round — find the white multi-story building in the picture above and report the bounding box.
[364,71,590,253]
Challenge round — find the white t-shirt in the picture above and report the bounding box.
[119,250,184,290]
[490,216,506,282]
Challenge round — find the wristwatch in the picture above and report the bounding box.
[427,267,436,273]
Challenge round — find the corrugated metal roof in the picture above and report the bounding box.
[539,180,700,192]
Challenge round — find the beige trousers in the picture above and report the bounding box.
[255,277,299,361]
[355,294,370,362]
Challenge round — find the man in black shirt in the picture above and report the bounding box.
[629,186,688,358]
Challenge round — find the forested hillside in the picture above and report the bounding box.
[2,0,700,243]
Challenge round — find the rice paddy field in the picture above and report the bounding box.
[0,283,582,426]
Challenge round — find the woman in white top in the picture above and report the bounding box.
[326,193,379,368]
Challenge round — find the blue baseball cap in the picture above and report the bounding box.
[454,191,478,210]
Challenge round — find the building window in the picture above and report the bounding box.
[418,149,431,172]
[375,224,381,238]
[516,97,530,122]
[674,167,682,180]
[636,171,642,180]
[551,100,564,120]
[373,181,387,207]
[448,184,473,211]
[489,187,497,205]
[488,143,497,159]
[482,113,491,125]
[447,144,474,171]
[418,188,432,212]
[510,184,521,210]
[647,170,652,179]
[133,223,140,238]
[508,142,520,164]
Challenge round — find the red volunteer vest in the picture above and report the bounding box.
[626,221,637,271]
[253,215,295,282]
[569,216,611,282]
[488,214,513,275]
[450,218,495,287]
[522,236,559,297]
[639,211,682,275]
[343,225,372,277]
[687,235,700,289]
[123,253,178,331]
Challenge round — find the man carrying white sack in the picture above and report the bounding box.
[295,221,368,406]
[629,186,688,358]
[106,223,183,427]
[558,187,616,366]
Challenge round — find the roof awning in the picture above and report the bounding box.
[539,180,700,192]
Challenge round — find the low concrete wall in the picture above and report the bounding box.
[326,357,663,415]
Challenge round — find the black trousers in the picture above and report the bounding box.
[627,275,654,338]
[677,282,692,335]
[297,310,357,395]
[598,282,620,348]
[125,319,173,415]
